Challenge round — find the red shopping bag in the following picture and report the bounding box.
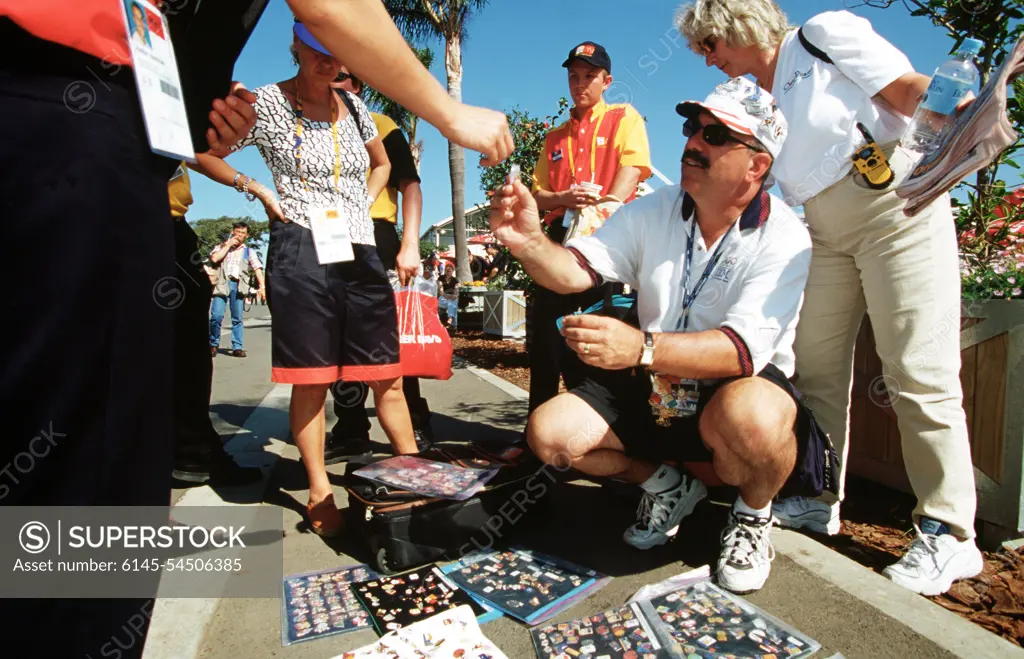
[395,276,453,380]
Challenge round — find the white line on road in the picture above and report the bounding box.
[143,383,291,659]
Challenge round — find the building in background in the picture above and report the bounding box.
[422,203,489,250]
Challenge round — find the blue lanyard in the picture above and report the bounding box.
[676,217,734,332]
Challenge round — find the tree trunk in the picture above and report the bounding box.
[445,35,470,283]
[408,116,423,171]
[410,140,423,172]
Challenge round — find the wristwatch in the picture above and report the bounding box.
[639,332,655,367]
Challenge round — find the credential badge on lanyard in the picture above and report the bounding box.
[296,92,354,264]
[648,208,736,425]
[119,0,195,161]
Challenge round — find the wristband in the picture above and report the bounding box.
[242,177,257,202]
[232,172,243,190]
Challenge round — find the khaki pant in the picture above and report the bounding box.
[797,145,977,539]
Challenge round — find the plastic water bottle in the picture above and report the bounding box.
[902,38,982,155]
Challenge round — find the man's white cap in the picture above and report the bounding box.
[676,77,787,159]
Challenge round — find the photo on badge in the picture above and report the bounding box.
[125,0,154,50]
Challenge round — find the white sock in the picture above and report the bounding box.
[734,496,772,520]
[641,465,681,494]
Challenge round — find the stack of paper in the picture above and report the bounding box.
[898,33,1024,216]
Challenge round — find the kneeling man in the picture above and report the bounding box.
[489,79,827,594]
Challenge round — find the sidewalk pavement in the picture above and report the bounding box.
[148,318,1023,659]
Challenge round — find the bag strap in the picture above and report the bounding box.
[798,26,833,64]
[603,284,614,313]
[337,90,365,136]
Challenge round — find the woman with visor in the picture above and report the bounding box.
[195,20,417,537]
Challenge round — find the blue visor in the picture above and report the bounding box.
[293,23,331,56]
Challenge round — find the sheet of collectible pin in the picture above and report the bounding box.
[638,581,820,659]
[332,605,509,659]
[530,601,671,659]
[392,604,508,658]
[353,455,499,500]
[281,564,378,646]
[445,548,608,625]
[353,565,487,635]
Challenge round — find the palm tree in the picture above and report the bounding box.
[362,46,434,171]
[383,0,490,284]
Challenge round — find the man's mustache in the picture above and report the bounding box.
[682,149,710,169]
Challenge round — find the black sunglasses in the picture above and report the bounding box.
[334,72,353,83]
[683,117,761,151]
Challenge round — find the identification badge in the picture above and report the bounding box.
[649,373,700,425]
[562,208,577,228]
[119,0,195,161]
[309,207,354,264]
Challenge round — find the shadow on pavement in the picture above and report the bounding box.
[499,479,731,579]
[210,402,264,430]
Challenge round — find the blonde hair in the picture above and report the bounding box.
[676,0,790,54]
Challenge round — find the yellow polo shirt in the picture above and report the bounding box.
[532,99,652,225]
[369,114,400,222]
[168,163,193,218]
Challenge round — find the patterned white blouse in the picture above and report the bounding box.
[236,84,378,244]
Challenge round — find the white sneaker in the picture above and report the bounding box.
[772,496,840,535]
[716,512,776,594]
[883,530,984,596]
[623,475,707,550]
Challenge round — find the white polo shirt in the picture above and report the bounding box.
[770,10,914,206]
[566,185,812,377]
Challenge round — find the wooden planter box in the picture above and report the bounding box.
[482,290,527,338]
[849,299,1024,535]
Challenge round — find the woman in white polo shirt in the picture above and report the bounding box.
[676,0,981,596]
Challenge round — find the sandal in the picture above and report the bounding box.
[306,496,342,537]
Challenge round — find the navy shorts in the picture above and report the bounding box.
[266,221,401,385]
[570,363,837,498]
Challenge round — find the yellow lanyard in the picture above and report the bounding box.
[293,87,341,193]
[566,108,607,185]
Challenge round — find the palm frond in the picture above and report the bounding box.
[383,0,444,43]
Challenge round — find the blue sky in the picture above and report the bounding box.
[186,0,978,240]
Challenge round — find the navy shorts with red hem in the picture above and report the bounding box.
[266,221,401,385]
[569,363,833,497]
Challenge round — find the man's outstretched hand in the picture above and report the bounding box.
[488,178,545,255]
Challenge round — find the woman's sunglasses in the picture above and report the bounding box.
[334,72,353,83]
[700,36,717,56]
[683,117,760,151]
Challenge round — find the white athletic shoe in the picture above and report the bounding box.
[772,496,841,535]
[623,474,707,550]
[883,530,984,596]
[716,511,776,594]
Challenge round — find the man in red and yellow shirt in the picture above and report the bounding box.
[528,41,652,412]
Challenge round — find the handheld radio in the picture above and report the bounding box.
[851,122,895,190]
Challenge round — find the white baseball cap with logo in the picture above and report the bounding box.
[676,77,787,159]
